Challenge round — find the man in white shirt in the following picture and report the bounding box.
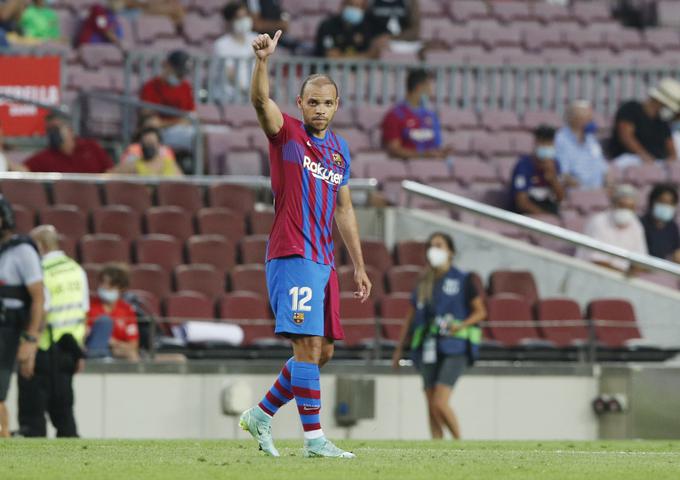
[576,184,648,273]
[214,1,258,100]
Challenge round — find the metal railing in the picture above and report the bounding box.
[124,51,680,115]
[402,180,680,278]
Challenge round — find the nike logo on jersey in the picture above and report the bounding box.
[303,155,343,185]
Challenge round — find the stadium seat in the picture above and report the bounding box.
[240,235,269,264]
[486,294,548,347]
[489,270,539,305]
[386,265,422,293]
[337,265,385,299]
[52,181,102,212]
[249,210,275,235]
[536,298,589,347]
[218,292,277,346]
[566,189,610,215]
[126,289,161,317]
[39,205,88,241]
[164,291,215,324]
[174,264,225,299]
[80,234,130,263]
[360,239,393,272]
[225,151,264,176]
[92,205,142,239]
[157,182,204,214]
[135,234,183,271]
[208,184,256,213]
[186,235,237,273]
[196,207,246,241]
[339,294,377,347]
[395,241,428,266]
[380,293,412,343]
[587,299,642,348]
[450,0,490,22]
[0,180,49,212]
[58,234,77,260]
[130,263,172,300]
[11,204,34,234]
[83,263,102,290]
[104,181,153,213]
[230,264,268,297]
[145,206,195,242]
[135,15,176,44]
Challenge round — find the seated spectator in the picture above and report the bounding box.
[0,0,26,34]
[609,78,680,169]
[214,1,258,100]
[19,0,59,42]
[382,68,447,160]
[366,0,420,41]
[576,184,648,273]
[25,113,114,173]
[86,264,140,362]
[248,0,289,36]
[139,50,196,153]
[640,183,680,262]
[315,0,382,59]
[511,125,565,215]
[76,1,124,48]
[0,124,28,171]
[111,127,183,176]
[556,100,609,190]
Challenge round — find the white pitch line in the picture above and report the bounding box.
[358,448,680,457]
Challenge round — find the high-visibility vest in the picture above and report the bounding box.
[38,253,87,351]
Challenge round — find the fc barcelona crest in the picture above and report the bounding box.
[332,153,344,168]
[293,312,305,324]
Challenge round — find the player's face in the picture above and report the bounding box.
[297,84,339,135]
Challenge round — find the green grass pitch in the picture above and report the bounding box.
[2,440,680,480]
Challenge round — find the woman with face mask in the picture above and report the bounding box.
[392,232,487,440]
[640,183,680,263]
[85,264,140,361]
[110,127,183,177]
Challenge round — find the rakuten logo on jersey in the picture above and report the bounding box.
[303,156,343,185]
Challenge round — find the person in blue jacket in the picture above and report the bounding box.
[392,232,486,439]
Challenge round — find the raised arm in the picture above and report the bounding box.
[251,29,284,137]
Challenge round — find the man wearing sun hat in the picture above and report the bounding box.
[609,77,680,169]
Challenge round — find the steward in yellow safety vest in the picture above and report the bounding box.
[17,225,88,438]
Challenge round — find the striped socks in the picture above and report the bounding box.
[258,357,294,417]
[291,361,323,440]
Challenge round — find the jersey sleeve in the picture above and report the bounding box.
[464,274,480,307]
[339,137,351,186]
[432,112,443,148]
[381,109,402,146]
[268,113,294,147]
[511,160,531,193]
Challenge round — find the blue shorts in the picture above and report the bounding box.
[266,256,344,340]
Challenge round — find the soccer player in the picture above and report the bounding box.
[239,30,372,458]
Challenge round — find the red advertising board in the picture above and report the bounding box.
[0,55,61,137]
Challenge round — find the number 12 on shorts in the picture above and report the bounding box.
[289,286,312,312]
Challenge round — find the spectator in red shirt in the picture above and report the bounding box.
[75,1,124,48]
[25,113,114,173]
[382,69,449,160]
[139,49,196,153]
[86,264,140,362]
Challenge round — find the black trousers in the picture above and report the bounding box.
[18,349,78,438]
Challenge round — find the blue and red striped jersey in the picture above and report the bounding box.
[266,113,351,266]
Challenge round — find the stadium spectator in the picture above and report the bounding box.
[392,232,485,440]
[76,1,124,48]
[381,68,447,160]
[248,0,289,37]
[0,0,25,34]
[112,127,183,176]
[0,124,27,172]
[640,183,680,262]
[139,50,197,153]
[19,225,87,438]
[315,0,382,59]
[25,113,114,174]
[19,0,60,42]
[609,78,680,169]
[576,184,648,273]
[86,263,140,362]
[510,125,565,215]
[366,0,420,41]
[0,195,44,438]
[555,100,609,190]
[214,1,258,100]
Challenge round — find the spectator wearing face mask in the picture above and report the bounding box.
[577,184,648,273]
[315,0,382,59]
[111,127,183,176]
[366,0,420,41]
[139,50,196,154]
[76,0,124,48]
[609,78,680,169]
[555,100,609,190]
[25,113,113,173]
[640,183,680,263]
[214,1,258,100]
[510,125,565,216]
[86,263,140,362]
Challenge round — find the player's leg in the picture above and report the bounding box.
[425,388,444,439]
[432,384,461,439]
